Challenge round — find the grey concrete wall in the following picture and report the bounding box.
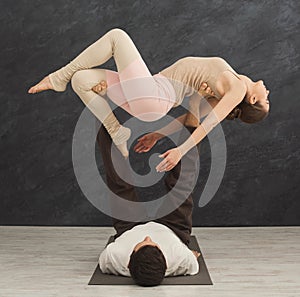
[0,0,299,226]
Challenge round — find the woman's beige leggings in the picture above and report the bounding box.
[49,28,175,131]
[48,28,176,157]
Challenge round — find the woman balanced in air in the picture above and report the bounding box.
[28,28,270,171]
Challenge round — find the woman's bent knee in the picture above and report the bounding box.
[108,27,127,36]
[71,69,106,93]
[71,70,87,92]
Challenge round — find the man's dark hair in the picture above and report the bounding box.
[128,245,167,287]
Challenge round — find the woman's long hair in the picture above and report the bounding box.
[226,99,269,123]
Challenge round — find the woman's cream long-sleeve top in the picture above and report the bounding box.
[159,56,240,105]
[159,56,245,155]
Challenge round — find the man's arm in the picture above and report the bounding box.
[99,245,119,275]
[134,93,220,154]
[99,244,131,276]
[166,245,199,276]
[155,82,216,136]
[153,113,188,139]
[155,89,220,136]
[147,94,219,140]
[178,248,199,276]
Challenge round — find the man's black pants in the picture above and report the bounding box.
[96,113,199,246]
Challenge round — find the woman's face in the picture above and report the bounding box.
[246,80,270,111]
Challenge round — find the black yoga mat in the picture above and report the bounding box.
[89,235,213,285]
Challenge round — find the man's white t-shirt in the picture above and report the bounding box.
[99,221,199,277]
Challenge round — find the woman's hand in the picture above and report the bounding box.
[155,147,182,172]
[133,132,163,153]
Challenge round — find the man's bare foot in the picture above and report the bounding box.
[28,76,54,94]
[92,80,107,96]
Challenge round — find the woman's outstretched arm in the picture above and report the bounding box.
[178,85,246,156]
[133,93,220,153]
[155,83,246,172]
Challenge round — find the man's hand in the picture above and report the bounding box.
[155,147,182,172]
[199,82,215,97]
[134,132,163,153]
[92,80,108,96]
[192,250,201,259]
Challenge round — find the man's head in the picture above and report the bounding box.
[127,236,167,287]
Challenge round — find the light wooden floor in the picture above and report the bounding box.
[0,226,299,297]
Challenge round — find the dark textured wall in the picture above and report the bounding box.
[0,0,299,226]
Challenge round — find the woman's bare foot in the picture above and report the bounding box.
[28,76,54,94]
[92,80,107,96]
